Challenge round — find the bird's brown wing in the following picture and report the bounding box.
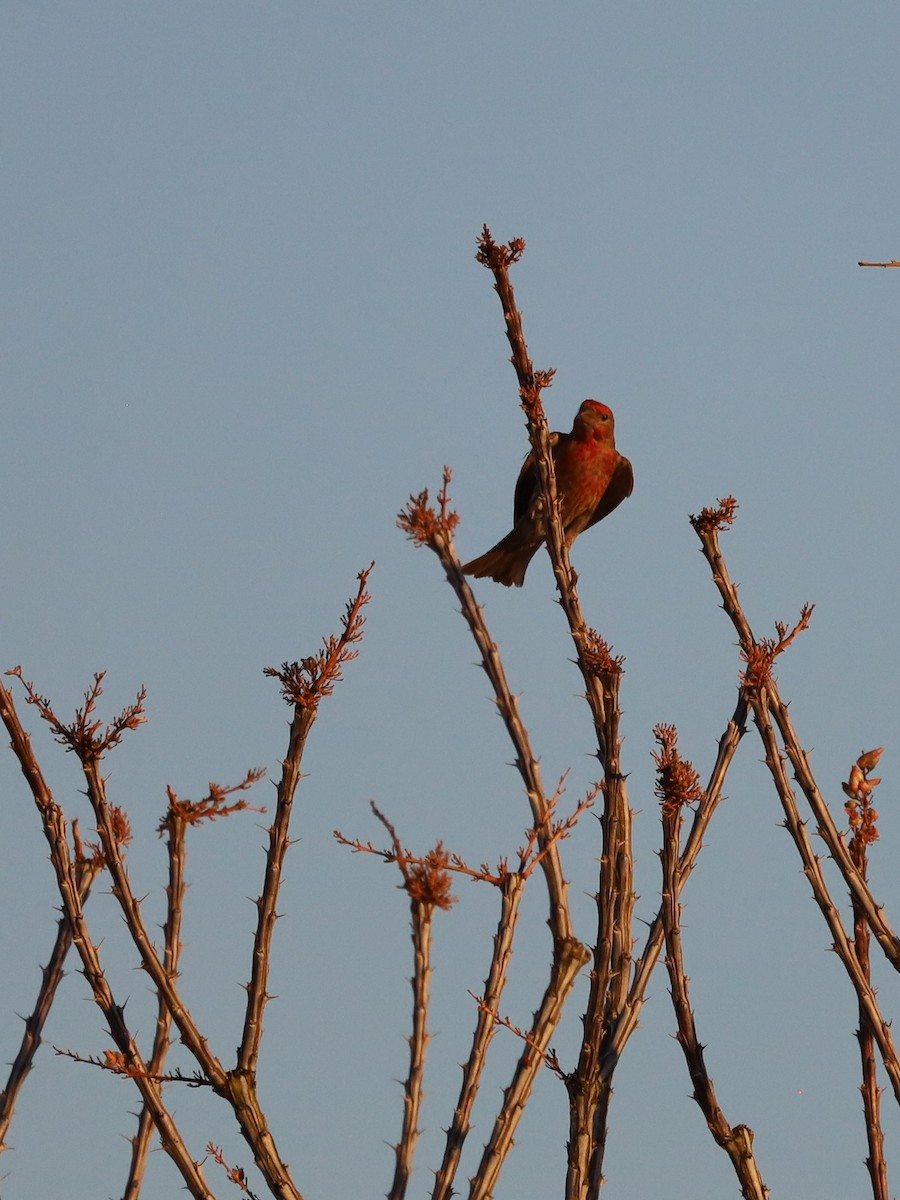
[584,455,634,530]
[512,432,561,524]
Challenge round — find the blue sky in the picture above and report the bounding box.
[2,3,900,1197]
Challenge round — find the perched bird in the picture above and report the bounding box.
[462,400,633,587]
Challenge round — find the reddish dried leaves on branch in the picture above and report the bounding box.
[70,808,132,864]
[582,629,624,679]
[844,747,884,855]
[474,225,557,422]
[265,565,373,708]
[742,605,814,689]
[475,225,526,271]
[652,724,704,817]
[159,768,268,832]
[689,496,739,535]
[397,467,459,549]
[340,804,457,911]
[335,782,596,895]
[404,846,457,911]
[8,668,147,762]
[71,816,113,869]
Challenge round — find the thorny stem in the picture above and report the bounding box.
[79,756,310,1197]
[752,693,900,1102]
[4,564,372,1200]
[487,230,640,1010]
[566,671,635,1200]
[239,703,317,1076]
[243,564,371,1071]
[566,690,749,1200]
[692,514,900,1110]
[476,227,618,761]
[85,739,303,1200]
[208,1142,263,1200]
[771,695,900,968]
[403,492,580,950]
[469,938,589,1200]
[86,732,305,1199]
[389,898,433,1200]
[400,483,589,1193]
[220,569,370,1200]
[124,796,190,1199]
[476,227,640,1200]
[850,844,889,1200]
[0,849,102,1156]
[607,691,748,1035]
[693,515,900,973]
[0,677,214,1199]
[660,802,769,1200]
[432,872,526,1200]
[81,757,229,1089]
[363,805,445,1200]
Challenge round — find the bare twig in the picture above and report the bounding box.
[76,750,230,1085]
[208,1142,263,1200]
[52,1047,212,1087]
[8,668,228,1087]
[341,775,593,1200]
[468,993,567,1080]
[336,778,596,890]
[858,260,900,267]
[78,741,303,1198]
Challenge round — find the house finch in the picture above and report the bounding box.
[462,400,633,587]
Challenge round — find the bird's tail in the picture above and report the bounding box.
[462,532,541,588]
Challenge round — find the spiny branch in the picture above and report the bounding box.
[0,675,215,1198]
[0,843,104,1156]
[399,471,582,948]
[691,505,900,972]
[845,749,889,1200]
[658,732,769,1200]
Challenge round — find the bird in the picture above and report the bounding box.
[462,400,633,587]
